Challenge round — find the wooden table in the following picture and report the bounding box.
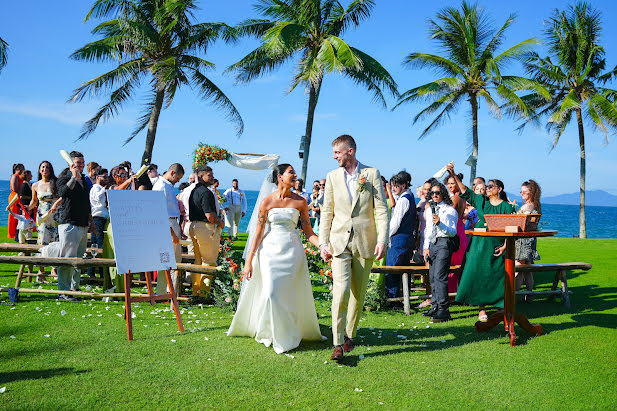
[466,229,557,346]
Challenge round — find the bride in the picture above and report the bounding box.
[228,163,323,353]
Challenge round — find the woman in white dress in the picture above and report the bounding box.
[228,164,323,353]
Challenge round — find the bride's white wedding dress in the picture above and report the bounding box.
[228,208,323,353]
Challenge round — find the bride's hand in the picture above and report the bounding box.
[243,261,253,280]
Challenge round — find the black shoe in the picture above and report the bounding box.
[422,306,438,317]
[430,310,452,323]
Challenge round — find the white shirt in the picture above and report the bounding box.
[209,186,221,214]
[422,201,458,250]
[292,188,310,202]
[178,182,196,222]
[389,189,413,238]
[343,161,360,204]
[152,176,180,218]
[224,188,247,213]
[89,183,109,219]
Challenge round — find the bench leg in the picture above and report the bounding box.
[560,270,571,309]
[402,272,410,316]
[15,264,26,288]
[547,270,560,302]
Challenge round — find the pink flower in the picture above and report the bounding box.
[233,283,239,290]
[225,297,231,303]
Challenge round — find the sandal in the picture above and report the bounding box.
[418,299,431,309]
[478,311,488,322]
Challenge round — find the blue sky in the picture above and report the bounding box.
[1,0,616,196]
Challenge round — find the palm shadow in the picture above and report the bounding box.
[0,367,87,384]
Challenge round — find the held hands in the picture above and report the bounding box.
[432,214,440,226]
[320,244,332,261]
[374,242,386,261]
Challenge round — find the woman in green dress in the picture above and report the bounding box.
[446,164,515,321]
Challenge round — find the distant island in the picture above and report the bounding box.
[506,189,617,207]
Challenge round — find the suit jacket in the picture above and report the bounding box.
[319,163,389,259]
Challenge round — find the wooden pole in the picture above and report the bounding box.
[124,271,133,341]
[165,269,184,333]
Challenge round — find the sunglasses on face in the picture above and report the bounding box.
[430,191,441,196]
[486,184,495,189]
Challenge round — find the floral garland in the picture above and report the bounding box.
[192,143,231,169]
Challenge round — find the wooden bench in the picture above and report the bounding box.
[515,262,592,308]
[0,254,218,301]
[371,265,462,315]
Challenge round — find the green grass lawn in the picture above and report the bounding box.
[1,226,616,409]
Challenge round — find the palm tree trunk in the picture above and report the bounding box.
[141,87,165,166]
[469,93,479,186]
[300,79,322,183]
[575,108,587,239]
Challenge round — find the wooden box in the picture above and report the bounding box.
[484,214,541,232]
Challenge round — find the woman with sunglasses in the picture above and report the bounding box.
[444,172,469,293]
[446,163,515,322]
[515,180,542,301]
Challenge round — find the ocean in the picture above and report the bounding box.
[1,180,616,238]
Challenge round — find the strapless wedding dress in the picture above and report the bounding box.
[228,208,323,353]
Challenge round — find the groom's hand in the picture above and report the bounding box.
[320,244,332,261]
[374,242,386,260]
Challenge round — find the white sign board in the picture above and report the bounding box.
[107,190,177,274]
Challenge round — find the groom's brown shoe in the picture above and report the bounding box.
[331,346,344,362]
[343,336,355,353]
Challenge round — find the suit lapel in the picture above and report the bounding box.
[350,163,365,212]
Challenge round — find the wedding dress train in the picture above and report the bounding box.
[228,208,323,353]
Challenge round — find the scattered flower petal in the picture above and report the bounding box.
[61,310,66,316]
[171,339,176,343]
[44,334,50,338]
[358,354,365,359]
[9,335,16,339]
[0,386,6,393]
[354,388,363,392]
[285,354,295,359]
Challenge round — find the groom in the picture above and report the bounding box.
[319,134,389,361]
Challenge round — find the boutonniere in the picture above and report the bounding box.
[357,174,367,193]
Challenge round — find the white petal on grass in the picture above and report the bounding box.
[171,339,176,343]
[60,310,66,316]
[397,335,406,339]
[354,388,363,392]
[285,354,295,359]
[0,386,6,393]
[44,334,50,338]
[358,354,365,359]
[204,337,209,341]
[9,335,16,339]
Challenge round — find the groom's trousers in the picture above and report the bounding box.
[331,238,374,346]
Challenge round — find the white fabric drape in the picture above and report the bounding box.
[226,152,279,259]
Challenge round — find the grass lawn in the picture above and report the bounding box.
[1,226,616,409]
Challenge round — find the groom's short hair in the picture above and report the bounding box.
[332,134,356,151]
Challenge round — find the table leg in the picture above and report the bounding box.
[124,273,133,341]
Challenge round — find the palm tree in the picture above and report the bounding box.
[228,0,398,181]
[0,36,8,73]
[394,1,543,185]
[518,2,617,238]
[70,0,244,166]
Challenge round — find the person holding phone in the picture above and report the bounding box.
[421,181,458,322]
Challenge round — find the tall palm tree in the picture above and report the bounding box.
[70,0,244,166]
[0,36,8,73]
[228,0,398,181]
[518,2,617,238]
[394,1,543,185]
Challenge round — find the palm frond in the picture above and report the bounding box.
[403,52,464,77]
[227,46,295,83]
[68,58,145,102]
[0,36,8,72]
[327,0,375,36]
[548,89,580,124]
[124,87,158,145]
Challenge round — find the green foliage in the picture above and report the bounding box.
[211,238,244,311]
[70,0,244,163]
[0,36,8,72]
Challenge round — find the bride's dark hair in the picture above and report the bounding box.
[271,163,292,185]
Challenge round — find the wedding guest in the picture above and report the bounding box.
[384,176,396,208]
[313,180,320,191]
[56,151,92,301]
[147,164,159,185]
[445,172,469,293]
[422,181,458,322]
[19,170,33,206]
[8,163,25,240]
[473,176,485,188]
[6,205,35,243]
[85,161,100,189]
[416,178,439,308]
[447,164,515,322]
[88,168,109,278]
[178,176,197,259]
[515,180,542,301]
[473,181,486,195]
[28,161,60,283]
[309,187,320,217]
[189,166,225,296]
[385,171,417,303]
[292,178,310,202]
[109,165,134,190]
[310,178,326,226]
[152,163,185,295]
[224,178,246,241]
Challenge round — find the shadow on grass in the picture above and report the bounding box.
[0,367,88,384]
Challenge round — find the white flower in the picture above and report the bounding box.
[354,388,363,392]
[61,310,66,316]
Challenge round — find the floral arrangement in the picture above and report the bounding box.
[211,238,244,310]
[192,143,231,169]
[357,174,367,193]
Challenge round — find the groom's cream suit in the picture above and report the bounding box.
[319,162,389,346]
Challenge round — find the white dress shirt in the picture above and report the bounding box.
[178,182,196,222]
[389,189,413,238]
[224,188,247,213]
[152,176,180,218]
[89,183,109,219]
[422,201,458,250]
[209,186,221,214]
[343,161,360,204]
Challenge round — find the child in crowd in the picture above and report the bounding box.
[6,205,36,244]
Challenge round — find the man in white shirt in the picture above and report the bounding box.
[422,182,458,323]
[224,179,246,241]
[147,164,159,185]
[88,168,109,278]
[152,163,184,295]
